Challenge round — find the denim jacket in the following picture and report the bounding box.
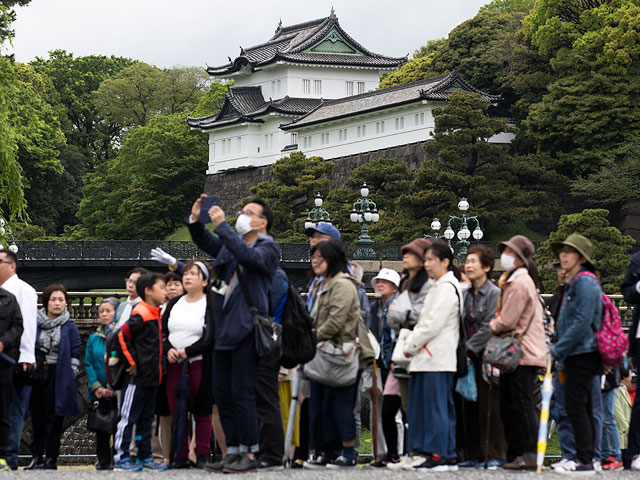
[550,268,602,361]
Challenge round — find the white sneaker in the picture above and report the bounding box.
[631,455,640,471]
[592,460,601,473]
[553,459,577,473]
[387,455,425,471]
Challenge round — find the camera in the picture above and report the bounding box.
[210,277,228,296]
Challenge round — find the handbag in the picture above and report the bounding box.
[87,398,119,434]
[455,358,478,402]
[390,328,412,370]
[484,310,535,373]
[236,267,282,360]
[14,347,48,386]
[303,341,359,387]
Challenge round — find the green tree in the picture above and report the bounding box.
[75,114,208,239]
[30,50,136,164]
[94,63,209,128]
[247,152,334,242]
[534,209,634,294]
[379,39,444,89]
[479,0,534,14]
[0,0,31,42]
[190,81,229,118]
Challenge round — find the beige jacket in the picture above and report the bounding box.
[489,268,546,368]
[406,271,461,373]
[314,273,360,346]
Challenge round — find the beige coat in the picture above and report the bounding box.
[406,271,461,373]
[489,268,546,368]
[314,272,361,346]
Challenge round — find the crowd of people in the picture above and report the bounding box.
[0,195,639,475]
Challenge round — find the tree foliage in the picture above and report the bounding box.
[534,209,634,294]
[480,0,535,14]
[74,114,208,239]
[0,0,31,43]
[190,81,229,118]
[247,152,334,242]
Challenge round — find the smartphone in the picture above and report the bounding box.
[199,195,220,224]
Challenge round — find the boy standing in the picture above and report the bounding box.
[113,273,167,472]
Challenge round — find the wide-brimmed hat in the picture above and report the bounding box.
[551,233,595,269]
[400,238,432,263]
[498,235,535,267]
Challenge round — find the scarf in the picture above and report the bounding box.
[36,308,69,354]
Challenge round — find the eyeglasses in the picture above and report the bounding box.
[310,255,325,263]
[236,209,265,218]
[0,260,14,265]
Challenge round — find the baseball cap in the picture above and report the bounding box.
[304,222,340,240]
[371,268,401,289]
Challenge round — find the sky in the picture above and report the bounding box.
[9,0,490,69]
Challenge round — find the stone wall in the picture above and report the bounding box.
[204,142,429,212]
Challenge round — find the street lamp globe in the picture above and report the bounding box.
[358,214,363,223]
[372,212,380,222]
[458,198,470,212]
[360,183,369,198]
[473,226,484,240]
[314,193,323,207]
[364,211,373,222]
[431,218,441,232]
[350,210,359,223]
[8,243,18,254]
[444,226,455,240]
[304,220,316,230]
[458,227,471,241]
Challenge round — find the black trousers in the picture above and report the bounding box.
[499,365,539,459]
[255,354,284,463]
[96,431,112,467]
[293,398,309,461]
[564,351,601,465]
[0,378,12,458]
[381,395,402,458]
[30,364,64,460]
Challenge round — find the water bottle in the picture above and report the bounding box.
[108,350,119,367]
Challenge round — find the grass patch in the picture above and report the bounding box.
[165,224,215,240]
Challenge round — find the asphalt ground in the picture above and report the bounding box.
[3,466,639,479]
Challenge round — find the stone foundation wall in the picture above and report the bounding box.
[204,142,429,212]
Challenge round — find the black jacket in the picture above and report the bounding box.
[161,294,214,414]
[0,288,23,382]
[118,300,164,387]
[621,251,640,357]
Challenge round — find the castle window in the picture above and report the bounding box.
[345,81,354,96]
[395,116,405,130]
[357,82,365,94]
[291,133,298,145]
[376,121,385,134]
[303,79,311,94]
[321,132,330,145]
[237,137,242,152]
[357,125,366,138]
[338,128,347,141]
[415,113,425,126]
[313,80,322,95]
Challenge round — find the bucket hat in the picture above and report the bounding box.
[400,238,432,263]
[370,268,401,289]
[498,235,535,267]
[551,233,595,269]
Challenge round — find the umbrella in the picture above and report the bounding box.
[536,356,554,474]
[170,361,191,467]
[284,369,302,467]
[370,361,381,460]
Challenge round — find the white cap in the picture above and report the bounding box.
[371,268,401,289]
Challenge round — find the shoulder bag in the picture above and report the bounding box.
[303,340,359,387]
[236,267,282,360]
[484,309,535,373]
[87,397,119,434]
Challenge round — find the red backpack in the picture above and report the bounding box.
[573,271,629,366]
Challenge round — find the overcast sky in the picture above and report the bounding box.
[10,0,489,69]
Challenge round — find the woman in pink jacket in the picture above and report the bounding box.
[489,235,546,471]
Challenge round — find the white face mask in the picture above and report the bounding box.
[235,214,256,236]
[500,252,517,271]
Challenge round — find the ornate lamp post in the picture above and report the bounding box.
[424,218,442,239]
[350,182,380,259]
[304,192,331,230]
[0,215,19,253]
[441,197,483,261]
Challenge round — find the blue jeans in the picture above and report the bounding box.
[555,373,602,460]
[309,378,357,456]
[6,384,26,468]
[628,340,640,455]
[601,388,621,460]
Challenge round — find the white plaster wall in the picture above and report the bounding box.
[231,63,384,99]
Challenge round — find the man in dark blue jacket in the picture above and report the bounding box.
[188,196,279,473]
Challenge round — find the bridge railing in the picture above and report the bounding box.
[46,292,636,331]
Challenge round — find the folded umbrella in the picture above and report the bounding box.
[536,356,554,474]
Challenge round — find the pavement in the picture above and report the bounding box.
[3,467,639,479]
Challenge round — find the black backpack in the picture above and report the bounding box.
[105,326,131,390]
[280,285,316,368]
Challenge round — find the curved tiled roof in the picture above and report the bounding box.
[280,71,501,130]
[186,86,322,130]
[206,14,406,76]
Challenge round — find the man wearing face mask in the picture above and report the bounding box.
[187,196,280,473]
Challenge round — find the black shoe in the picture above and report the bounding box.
[415,455,449,472]
[96,463,113,471]
[223,454,258,473]
[326,455,356,468]
[205,453,240,473]
[257,458,284,470]
[291,459,305,469]
[170,457,191,469]
[24,456,44,470]
[194,453,209,469]
[303,454,328,469]
[43,458,57,470]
